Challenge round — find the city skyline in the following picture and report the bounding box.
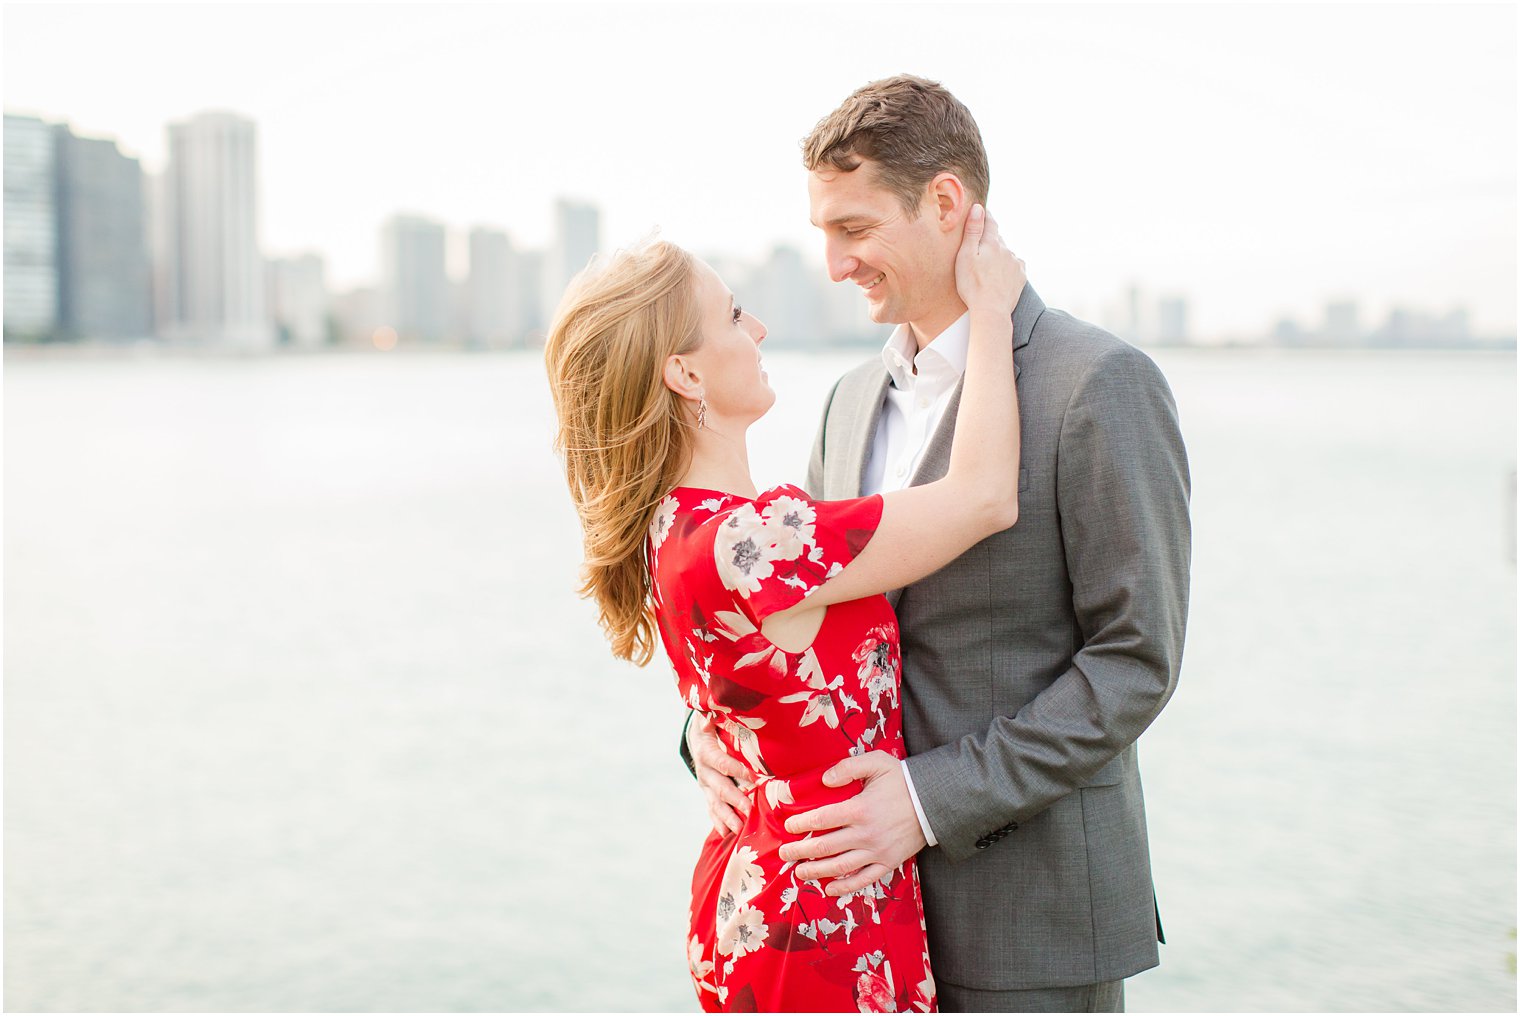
[3,3,1513,341]
[4,102,1508,351]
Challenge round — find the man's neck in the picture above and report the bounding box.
[907,297,969,353]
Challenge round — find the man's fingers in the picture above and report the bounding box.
[778,829,854,864]
[795,849,874,884]
[822,750,895,787]
[824,863,892,897]
[784,801,849,836]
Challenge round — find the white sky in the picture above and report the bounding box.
[3,1,1516,338]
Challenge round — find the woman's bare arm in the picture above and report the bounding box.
[763,205,1023,649]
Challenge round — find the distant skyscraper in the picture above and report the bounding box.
[268,253,329,348]
[821,278,877,345]
[1103,283,1147,344]
[516,249,547,342]
[53,125,153,340]
[380,214,449,342]
[544,198,600,323]
[749,244,823,348]
[1437,307,1471,344]
[157,111,272,347]
[4,114,59,340]
[466,227,519,347]
[1272,315,1309,346]
[331,285,381,347]
[1156,296,1189,346]
[1323,300,1361,345]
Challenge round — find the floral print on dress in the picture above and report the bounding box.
[648,484,937,1013]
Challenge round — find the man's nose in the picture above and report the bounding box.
[826,243,860,284]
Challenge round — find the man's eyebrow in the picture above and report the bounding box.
[810,213,871,229]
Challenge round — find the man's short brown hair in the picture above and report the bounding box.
[801,74,990,216]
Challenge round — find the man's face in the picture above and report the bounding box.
[807,159,958,330]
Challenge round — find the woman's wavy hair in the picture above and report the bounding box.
[543,240,704,665]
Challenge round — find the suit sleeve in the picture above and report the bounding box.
[903,344,1192,862]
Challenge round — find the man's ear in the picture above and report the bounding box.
[929,172,969,232]
[663,354,702,399]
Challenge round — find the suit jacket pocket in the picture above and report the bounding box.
[1079,753,1126,787]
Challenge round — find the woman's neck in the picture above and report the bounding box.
[678,424,758,499]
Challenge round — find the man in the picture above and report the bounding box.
[686,75,1191,1012]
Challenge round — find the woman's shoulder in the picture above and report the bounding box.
[648,487,745,558]
[754,482,810,505]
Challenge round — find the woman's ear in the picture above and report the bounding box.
[663,354,702,399]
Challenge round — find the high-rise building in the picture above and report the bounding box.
[747,244,823,348]
[4,114,59,341]
[380,213,449,342]
[1103,283,1147,344]
[331,285,381,348]
[1323,300,1361,345]
[544,198,600,324]
[268,253,329,348]
[157,111,272,348]
[53,125,153,340]
[466,227,520,347]
[1437,307,1471,345]
[821,277,878,345]
[516,249,547,343]
[1156,296,1189,346]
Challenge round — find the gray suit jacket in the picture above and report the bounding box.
[805,287,1191,991]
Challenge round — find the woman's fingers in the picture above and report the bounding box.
[708,799,743,837]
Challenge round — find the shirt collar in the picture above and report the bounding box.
[879,311,972,391]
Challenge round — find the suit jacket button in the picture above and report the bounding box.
[975,837,991,849]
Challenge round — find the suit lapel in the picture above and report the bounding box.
[851,288,1045,612]
[905,286,1044,490]
[833,369,890,499]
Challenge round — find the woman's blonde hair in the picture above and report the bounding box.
[543,240,704,665]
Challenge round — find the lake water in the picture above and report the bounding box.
[4,347,1515,1012]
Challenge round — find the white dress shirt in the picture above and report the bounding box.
[860,311,971,848]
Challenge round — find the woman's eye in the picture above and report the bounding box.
[732,305,744,324]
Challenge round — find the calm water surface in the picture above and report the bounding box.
[4,348,1515,1011]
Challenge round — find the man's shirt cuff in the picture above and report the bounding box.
[900,759,938,847]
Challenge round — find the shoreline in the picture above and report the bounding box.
[4,341,1515,364]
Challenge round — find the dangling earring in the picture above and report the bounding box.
[696,393,708,430]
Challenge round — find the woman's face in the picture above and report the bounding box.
[682,259,773,426]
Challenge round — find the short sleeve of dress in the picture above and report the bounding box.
[712,483,884,628]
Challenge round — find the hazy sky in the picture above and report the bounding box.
[4,2,1515,338]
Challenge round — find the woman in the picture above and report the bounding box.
[544,206,1023,1012]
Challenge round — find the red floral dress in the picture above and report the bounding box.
[647,483,937,1013]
